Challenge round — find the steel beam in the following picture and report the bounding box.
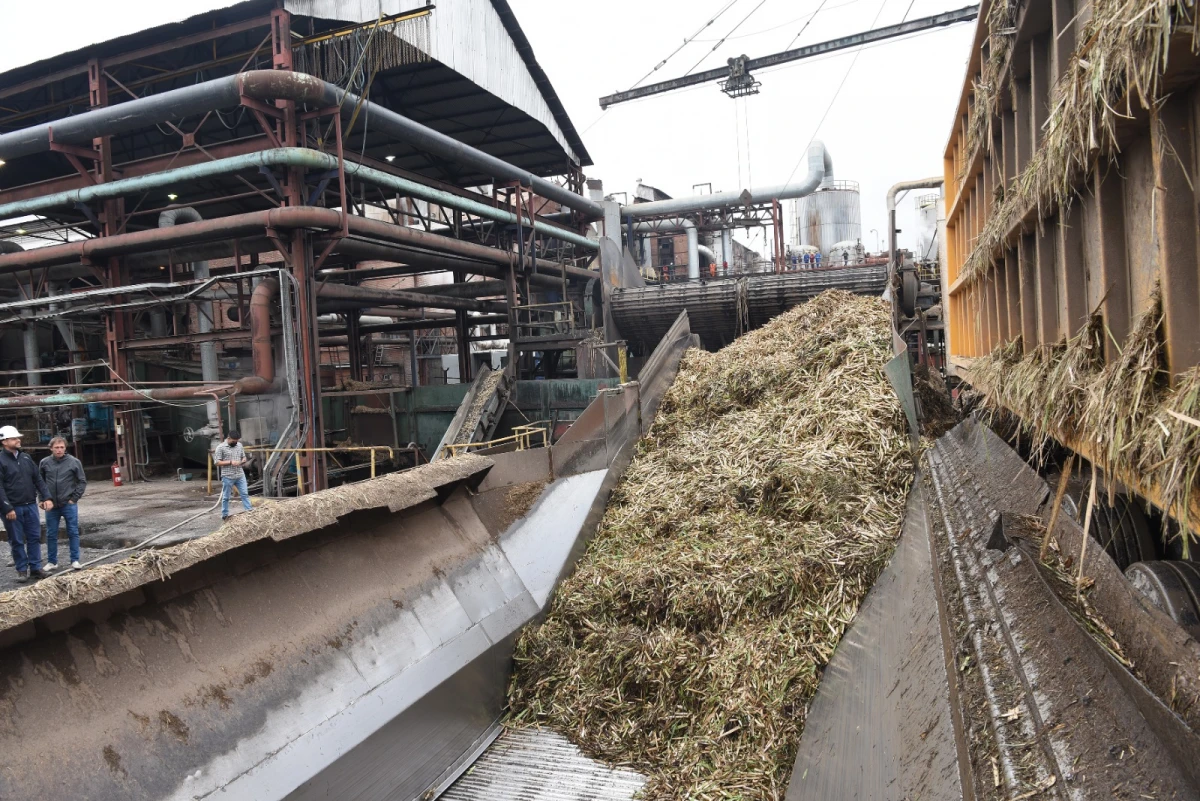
[598,6,979,108]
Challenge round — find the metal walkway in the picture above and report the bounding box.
[441,727,645,801]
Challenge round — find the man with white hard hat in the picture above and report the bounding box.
[0,425,53,582]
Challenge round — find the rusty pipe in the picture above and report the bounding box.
[0,70,600,217]
[314,282,505,313]
[0,280,281,409]
[0,207,342,274]
[0,207,595,285]
[250,277,278,387]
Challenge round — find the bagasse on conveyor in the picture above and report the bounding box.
[508,290,913,800]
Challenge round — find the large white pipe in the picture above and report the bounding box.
[159,207,220,441]
[886,177,943,272]
[621,141,833,218]
[633,219,700,279]
[48,283,82,386]
[722,229,734,274]
[22,324,40,387]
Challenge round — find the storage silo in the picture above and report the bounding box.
[793,180,862,258]
[915,192,941,262]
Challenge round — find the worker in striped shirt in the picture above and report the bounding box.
[213,430,253,521]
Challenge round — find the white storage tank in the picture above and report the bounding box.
[829,239,864,265]
[916,192,941,262]
[793,180,862,258]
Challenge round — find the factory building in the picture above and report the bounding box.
[0,0,598,490]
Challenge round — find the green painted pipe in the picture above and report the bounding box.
[0,147,597,251]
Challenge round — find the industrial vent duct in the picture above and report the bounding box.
[611,265,888,351]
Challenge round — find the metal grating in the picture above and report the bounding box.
[439,727,645,801]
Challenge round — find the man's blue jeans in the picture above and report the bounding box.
[4,503,42,573]
[45,502,80,565]
[221,475,252,517]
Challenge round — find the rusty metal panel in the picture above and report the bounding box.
[1095,167,1132,361]
[1123,134,1159,318]
[1152,94,1200,378]
[1057,198,1089,339]
[1034,214,1059,345]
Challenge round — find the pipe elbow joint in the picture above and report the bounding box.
[232,375,275,395]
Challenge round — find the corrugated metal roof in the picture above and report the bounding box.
[283,0,591,167]
[0,0,589,196]
[440,727,646,801]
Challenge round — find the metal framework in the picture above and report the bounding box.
[598,6,980,108]
[0,2,601,493]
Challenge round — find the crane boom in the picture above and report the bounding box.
[598,5,980,109]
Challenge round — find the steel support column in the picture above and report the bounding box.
[274,8,327,492]
[88,57,137,481]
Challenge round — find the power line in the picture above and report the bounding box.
[782,0,892,189]
[693,0,866,42]
[584,0,743,135]
[684,0,773,76]
[630,0,743,90]
[783,0,830,52]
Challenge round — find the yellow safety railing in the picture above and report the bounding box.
[439,425,548,459]
[208,446,394,495]
[591,341,629,383]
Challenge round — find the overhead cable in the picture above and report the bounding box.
[783,0,831,51]
[685,0,773,76]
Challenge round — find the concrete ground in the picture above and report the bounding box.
[0,477,260,592]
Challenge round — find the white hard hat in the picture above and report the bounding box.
[0,426,22,440]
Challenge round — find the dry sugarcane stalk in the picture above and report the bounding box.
[508,290,912,800]
[1078,462,1098,599]
[1041,454,1076,561]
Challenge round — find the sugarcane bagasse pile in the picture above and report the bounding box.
[509,290,913,800]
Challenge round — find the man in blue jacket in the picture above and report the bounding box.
[0,426,52,582]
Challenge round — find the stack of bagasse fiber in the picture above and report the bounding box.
[509,290,913,800]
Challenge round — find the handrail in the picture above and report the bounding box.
[439,425,548,459]
[208,445,396,494]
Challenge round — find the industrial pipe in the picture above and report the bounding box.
[47,282,83,386]
[0,70,602,218]
[886,177,943,274]
[620,141,833,218]
[722,229,734,272]
[0,207,595,286]
[160,207,220,442]
[21,324,39,387]
[633,219,699,280]
[0,241,39,386]
[0,276,282,409]
[314,282,505,314]
[0,148,597,251]
[249,277,278,389]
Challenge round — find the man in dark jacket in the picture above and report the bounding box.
[0,425,52,582]
[40,436,86,571]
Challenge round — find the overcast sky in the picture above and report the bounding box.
[508,0,975,255]
[0,0,975,255]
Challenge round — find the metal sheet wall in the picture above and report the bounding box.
[286,0,581,165]
[794,185,862,257]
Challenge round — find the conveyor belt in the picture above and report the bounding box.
[611,266,888,351]
[431,364,513,460]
